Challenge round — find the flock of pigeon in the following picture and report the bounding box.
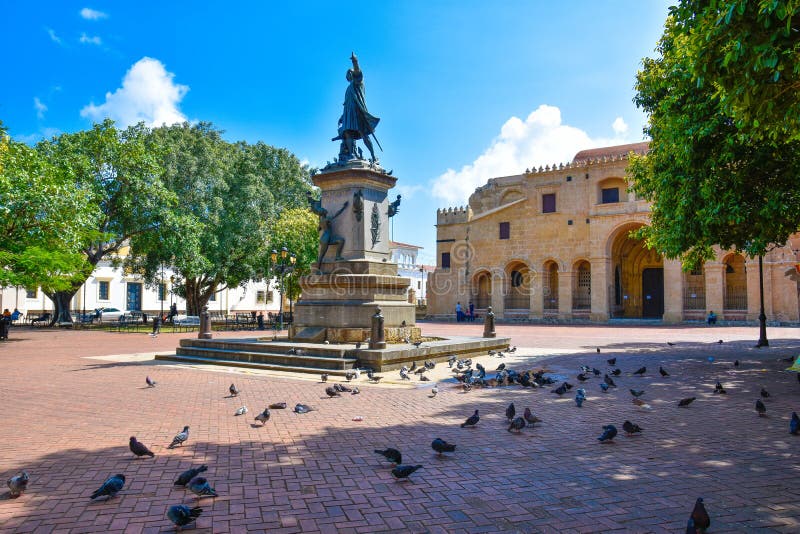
[6,338,797,531]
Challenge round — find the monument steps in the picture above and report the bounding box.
[156,351,356,375]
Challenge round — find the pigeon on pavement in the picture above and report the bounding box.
[174,465,208,486]
[320,373,328,383]
[374,448,402,465]
[167,504,203,531]
[630,389,645,398]
[129,436,155,458]
[659,366,669,377]
[791,412,800,435]
[607,357,616,365]
[633,366,646,376]
[90,474,126,500]
[325,386,341,397]
[689,497,710,533]
[254,408,271,425]
[146,376,156,388]
[597,425,617,442]
[604,375,617,388]
[430,384,438,398]
[760,387,771,399]
[431,438,456,456]
[678,397,696,407]
[168,426,190,449]
[391,464,422,481]
[508,416,526,433]
[622,420,642,436]
[229,384,239,397]
[461,409,480,428]
[294,404,314,414]
[505,402,516,421]
[187,476,217,498]
[7,471,28,497]
[714,381,726,394]
[269,402,287,409]
[756,399,767,416]
[523,408,540,427]
[234,406,248,416]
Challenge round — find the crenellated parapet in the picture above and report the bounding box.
[436,205,472,225]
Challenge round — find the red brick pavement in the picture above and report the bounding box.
[1,323,800,533]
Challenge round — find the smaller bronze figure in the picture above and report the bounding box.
[387,194,401,218]
[317,201,349,267]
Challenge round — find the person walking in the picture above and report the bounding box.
[469,301,475,322]
[455,302,463,322]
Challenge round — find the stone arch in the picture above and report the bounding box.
[499,189,525,205]
[471,269,492,310]
[722,253,747,312]
[504,260,531,311]
[572,259,591,310]
[606,222,664,318]
[597,176,628,204]
[542,260,560,312]
[683,262,706,318]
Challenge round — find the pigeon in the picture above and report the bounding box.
[430,384,438,398]
[129,436,155,458]
[734,359,740,367]
[353,368,361,379]
[607,358,616,365]
[462,383,472,393]
[399,368,411,380]
[414,366,427,375]
[167,504,203,531]
[425,360,436,370]
[630,389,645,398]
[351,387,360,394]
[791,412,799,435]
[523,408,540,427]
[294,404,314,414]
[508,346,517,353]
[600,383,609,392]
[431,438,456,455]
[604,374,617,388]
[592,368,601,376]
[659,366,669,377]
[508,416,526,433]
[575,388,586,407]
[611,368,622,376]
[420,375,430,382]
[760,387,770,399]
[717,339,723,344]
[7,471,28,497]
[689,497,710,533]
[367,372,383,383]
[448,355,457,367]
[577,373,589,382]
[325,386,341,397]
[168,426,190,449]
[90,474,125,500]
[412,341,423,348]
[597,424,617,442]
[374,448,402,465]
[552,383,568,396]
[229,383,239,397]
[756,399,767,416]
[678,397,696,407]
[174,465,208,486]
[461,409,480,428]
[334,383,352,392]
[505,402,516,421]
[633,366,646,376]
[269,402,287,409]
[354,341,362,350]
[391,464,422,480]
[496,363,506,372]
[667,342,675,346]
[254,408,271,425]
[622,420,642,436]
[345,371,355,382]
[714,381,726,394]
[409,362,417,372]
[320,373,328,383]
[187,476,217,498]
[146,376,156,388]
[596,347,601,353]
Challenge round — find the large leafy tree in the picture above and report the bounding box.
[36,119,175,322]
[630,7,800,344]
[268,207,319,304]
[675,0,800,141]
[0,124,96,301]
[128,123,312,314]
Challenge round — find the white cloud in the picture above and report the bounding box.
[46,28,62,44]
[79,33,102,45]
[33,97,47,119]
[80,57,189,128]
[431,104,631,205]
[612,116,629,135]
[80,7,108,20]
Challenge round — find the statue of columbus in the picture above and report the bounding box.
[332,52,381,164]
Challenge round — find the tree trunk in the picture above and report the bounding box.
[184,278,212,316]
[46,286,81,325]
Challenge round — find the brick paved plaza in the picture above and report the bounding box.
[2,323,800,533]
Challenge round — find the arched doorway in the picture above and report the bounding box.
[608,224,664,318]
[504,261,531,312]
[723,253,747,316]
[572,260,591,312]
[683,264,706,320]
[543,261,559,314]
[472,271,492,310]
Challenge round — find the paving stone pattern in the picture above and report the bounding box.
[1,324,800,533]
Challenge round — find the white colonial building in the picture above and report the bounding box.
[389,240,434,306]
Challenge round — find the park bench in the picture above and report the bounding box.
[30,312,52,326]
[173,315,201,332]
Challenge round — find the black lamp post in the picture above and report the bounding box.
[160,263,165,320]
[269,246,296,332]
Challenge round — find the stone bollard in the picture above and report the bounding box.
[369,306,386,349]
[483,306,496,338]
[198,305,212,339]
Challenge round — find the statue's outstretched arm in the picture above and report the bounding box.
[332,200,349,219]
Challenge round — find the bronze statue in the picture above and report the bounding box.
[332,52,381,164]
[388,194,401,217]
[315,200,349,268]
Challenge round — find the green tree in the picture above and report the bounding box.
[673,0,800,141]
[36,119,175,322]
[268,207,319,304]
[630,11,800,344]
[128,123,312,315]
[0,124,95,299]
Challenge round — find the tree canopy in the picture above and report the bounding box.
[629,9,800,268]
[671,0,800,141]
[268,207,320,302]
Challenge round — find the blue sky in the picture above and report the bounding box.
[2,1,672,263]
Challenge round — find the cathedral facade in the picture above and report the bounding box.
[428,142,800,323]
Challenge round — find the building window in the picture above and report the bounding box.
[158,283,167,302]
[209,292,216,302]
[511,270,523,288]
[499,222,510,240]
[256,290,267,304]
[441,252,451,269]
[417,281,421,290]
[26,288,37,299]
[98,281,110,301]
[542,193,556,213]
[601,187,620,204]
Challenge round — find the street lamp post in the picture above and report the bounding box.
[269,247,296,333]
[160,263,165,321]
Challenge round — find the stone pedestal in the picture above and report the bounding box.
[290,165,416,343]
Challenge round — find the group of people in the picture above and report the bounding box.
[2,308,22,322]
[455,301,476,322]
